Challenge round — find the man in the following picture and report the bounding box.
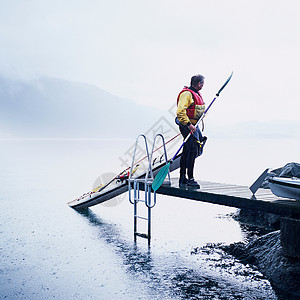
[176,74,207,188]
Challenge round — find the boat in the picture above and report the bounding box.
[268,177,300,201]
[68,128,209,210]
[67,153,181,210]
[67,132,185,210]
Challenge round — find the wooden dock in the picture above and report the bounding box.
[155,178,300,219]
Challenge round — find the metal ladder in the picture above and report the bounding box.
[128,134,170,244]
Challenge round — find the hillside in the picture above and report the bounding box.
[0,76,162,138]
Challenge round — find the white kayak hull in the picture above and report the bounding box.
[269,177,300,201]
[68,154,181,210]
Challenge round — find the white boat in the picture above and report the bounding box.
[268,177,300,201]
[67,153,181,210]
[68,132,185,210]
[68,131,209,210]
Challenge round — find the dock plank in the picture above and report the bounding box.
[154,178,300,219]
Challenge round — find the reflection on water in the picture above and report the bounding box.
[77,208,277,299]
[1,139,297,299]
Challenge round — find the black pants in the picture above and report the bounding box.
[179,125,202,180]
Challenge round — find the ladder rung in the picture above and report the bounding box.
[135,232,149,239]
[134,215,148,221]
[134,198,145,203]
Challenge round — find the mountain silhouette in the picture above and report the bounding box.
[0,76,162,138]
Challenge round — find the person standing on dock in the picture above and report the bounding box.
[176,74,207,188]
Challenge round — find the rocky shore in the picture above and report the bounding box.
[222,231,300,299]
[223,163,300,298]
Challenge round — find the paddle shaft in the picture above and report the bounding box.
[171,72,233,161]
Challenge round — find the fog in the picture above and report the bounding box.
[0,0,299,134]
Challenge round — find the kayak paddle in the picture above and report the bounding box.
[152,72,233,191]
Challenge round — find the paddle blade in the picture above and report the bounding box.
[152,162,170,191]
[216,71,233,96]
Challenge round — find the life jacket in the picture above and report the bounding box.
[177,87,205,122]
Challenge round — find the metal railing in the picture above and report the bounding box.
[128,134,170,243]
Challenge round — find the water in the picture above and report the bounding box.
[0,138,299,299]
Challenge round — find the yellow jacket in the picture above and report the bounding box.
[176,89,205,125]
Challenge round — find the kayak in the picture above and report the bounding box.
[269,177,300,201]
[67,153,181,210]
[68,130,208,210]
[67,132,184,209]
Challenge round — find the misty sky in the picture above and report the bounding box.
[0,0,299,125]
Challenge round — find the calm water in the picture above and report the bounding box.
[0,138,299,299]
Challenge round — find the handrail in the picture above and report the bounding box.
[128,134,150,204]
[148,134,170,183]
